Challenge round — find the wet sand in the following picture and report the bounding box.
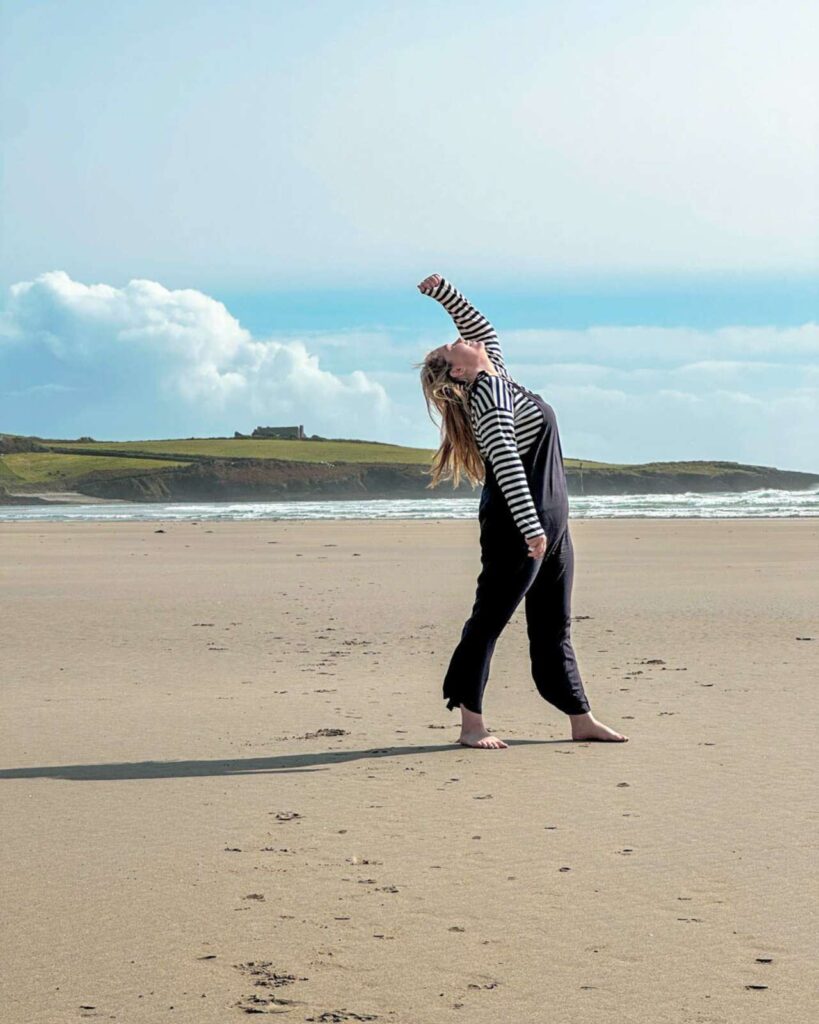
[0,518,816,1023]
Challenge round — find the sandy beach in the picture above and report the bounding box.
[0,517,816,1024]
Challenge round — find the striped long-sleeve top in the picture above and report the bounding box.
[428,277,547,541]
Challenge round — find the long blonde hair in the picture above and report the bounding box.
[414,353,485,491]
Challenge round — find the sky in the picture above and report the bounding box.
[1,0,817,470]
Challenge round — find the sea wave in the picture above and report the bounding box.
[1,488,818,522]
[571,487,819,519]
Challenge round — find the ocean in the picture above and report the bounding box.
[1,488,817,522]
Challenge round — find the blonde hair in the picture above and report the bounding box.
[414,352,485,490]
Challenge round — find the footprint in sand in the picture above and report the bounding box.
[234,962,308,1015]
[305,1012,378,1022]
[299,728,349,739]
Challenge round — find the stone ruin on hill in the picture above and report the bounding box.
[234,425,306,440]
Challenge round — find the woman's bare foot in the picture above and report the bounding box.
[457,705,508,749]
[458,730,509,749]
[569,712,629,742]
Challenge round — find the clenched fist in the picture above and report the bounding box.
[417,273,442,295]
[526,535,548,559]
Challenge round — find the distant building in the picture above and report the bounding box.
[250,425,305,440]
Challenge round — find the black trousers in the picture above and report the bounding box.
[442,523,591,717]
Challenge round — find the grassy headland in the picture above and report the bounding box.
[1,433,816,504]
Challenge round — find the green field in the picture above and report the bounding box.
[31,437,608,470]
[1,453,190,485]
[0,458,23,483]
[49,437,437,464]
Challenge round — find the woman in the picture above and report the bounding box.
[416,273,627,749]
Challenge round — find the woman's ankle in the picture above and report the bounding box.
[459,704,485,729]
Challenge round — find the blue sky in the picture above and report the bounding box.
[1,1,817,470]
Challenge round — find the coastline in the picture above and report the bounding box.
[4,462,817,505]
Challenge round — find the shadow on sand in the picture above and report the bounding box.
[0,739,569,782]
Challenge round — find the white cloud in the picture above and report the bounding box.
[1,271,392,437]
[528,377,819,471]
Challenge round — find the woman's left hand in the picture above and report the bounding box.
[417,273,442,295]
[526,535,548,559]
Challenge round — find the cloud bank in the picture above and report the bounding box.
[1,272,817,473]
[483,326,819,471]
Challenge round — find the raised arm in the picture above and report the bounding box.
[418,274,507,374]
[470,375,545,541]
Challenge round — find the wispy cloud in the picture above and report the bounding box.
[2,382,79,398]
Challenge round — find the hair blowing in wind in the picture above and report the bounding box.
[415,353,485,491]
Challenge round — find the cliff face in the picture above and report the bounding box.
[56,459,819,503]
[0,434,49,454]
[564,466,819,495]
[70,460,461,502]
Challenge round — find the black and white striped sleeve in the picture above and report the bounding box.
[471,375,545,541]
[428,277,507,374]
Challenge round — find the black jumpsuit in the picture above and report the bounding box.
[442,376,591,717]
[426,278,592,719]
